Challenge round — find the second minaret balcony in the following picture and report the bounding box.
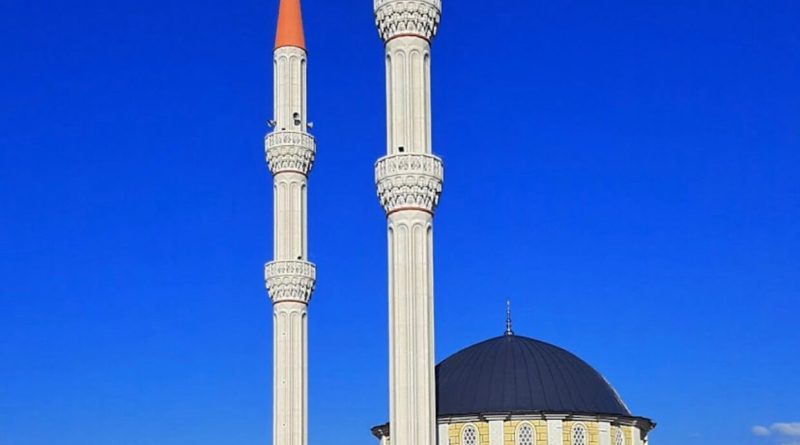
[375,153,443,215]
[265,259,317,305]
[265,130,316,176]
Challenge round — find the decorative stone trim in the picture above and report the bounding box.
[432,413,653,432]
[265,130,316,175]
[375,153,443,215]
[374,0,441,42]
[264,260,316,304]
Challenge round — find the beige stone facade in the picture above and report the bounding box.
[433,418,650,445]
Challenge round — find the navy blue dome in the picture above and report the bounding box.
[435,335,630,417]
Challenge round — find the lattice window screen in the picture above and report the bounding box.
[571,424,587,445]
[462,425,478,445]
[516,423,534,445]
[615,427,625,445]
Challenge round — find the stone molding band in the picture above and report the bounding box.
[265,130,316,175]
[375,153,443,215]
[374,0,441,42]
[265,260,317,304]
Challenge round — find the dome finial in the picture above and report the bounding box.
[505,300,514,336]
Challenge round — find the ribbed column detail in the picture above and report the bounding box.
[385,37,432,155]
[387,211,436,445]
[273,172,308,260]
[274,46,307,131]
[273,302,308,445]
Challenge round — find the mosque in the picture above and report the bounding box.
[261,1,656,445]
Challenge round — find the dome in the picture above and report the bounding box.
[436,334,631,417]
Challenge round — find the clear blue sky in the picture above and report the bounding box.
[1,1,798,444]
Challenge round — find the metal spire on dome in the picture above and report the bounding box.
[505,300,514,336]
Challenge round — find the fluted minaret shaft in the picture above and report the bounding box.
[265,2,315,445]
[374,2,442,445]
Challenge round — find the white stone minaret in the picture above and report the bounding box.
[264,1,315,445]
[374,1,443,445]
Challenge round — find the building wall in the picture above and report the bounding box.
[448,422,490,445]
[442,419,643,445]
[562,421,599,445]
[505,420,548,445]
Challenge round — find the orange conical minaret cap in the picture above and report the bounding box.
[274,0,305,50]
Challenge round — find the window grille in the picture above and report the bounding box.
[571,424,587,445]
[615,427,625,445]
[462,425,478,445]
[516,422,534,445]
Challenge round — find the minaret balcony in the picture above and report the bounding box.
[265,260,317,304]
[375,153,443,215]
[374,0,441,42]
[265,130,316,175]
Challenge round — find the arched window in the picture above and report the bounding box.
[571,423,587,445]
[615,427,625,445]
[461,424,478,445]
[516,422,534,445]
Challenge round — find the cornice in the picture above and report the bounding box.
[265,130,315,175]
[264,260,316,304]
[374,0,441,42]
[375,153,443,215]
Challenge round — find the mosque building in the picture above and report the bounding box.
[262,1,656,445]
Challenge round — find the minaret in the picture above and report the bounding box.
[264,1,315,445]
[374,1,443,445]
